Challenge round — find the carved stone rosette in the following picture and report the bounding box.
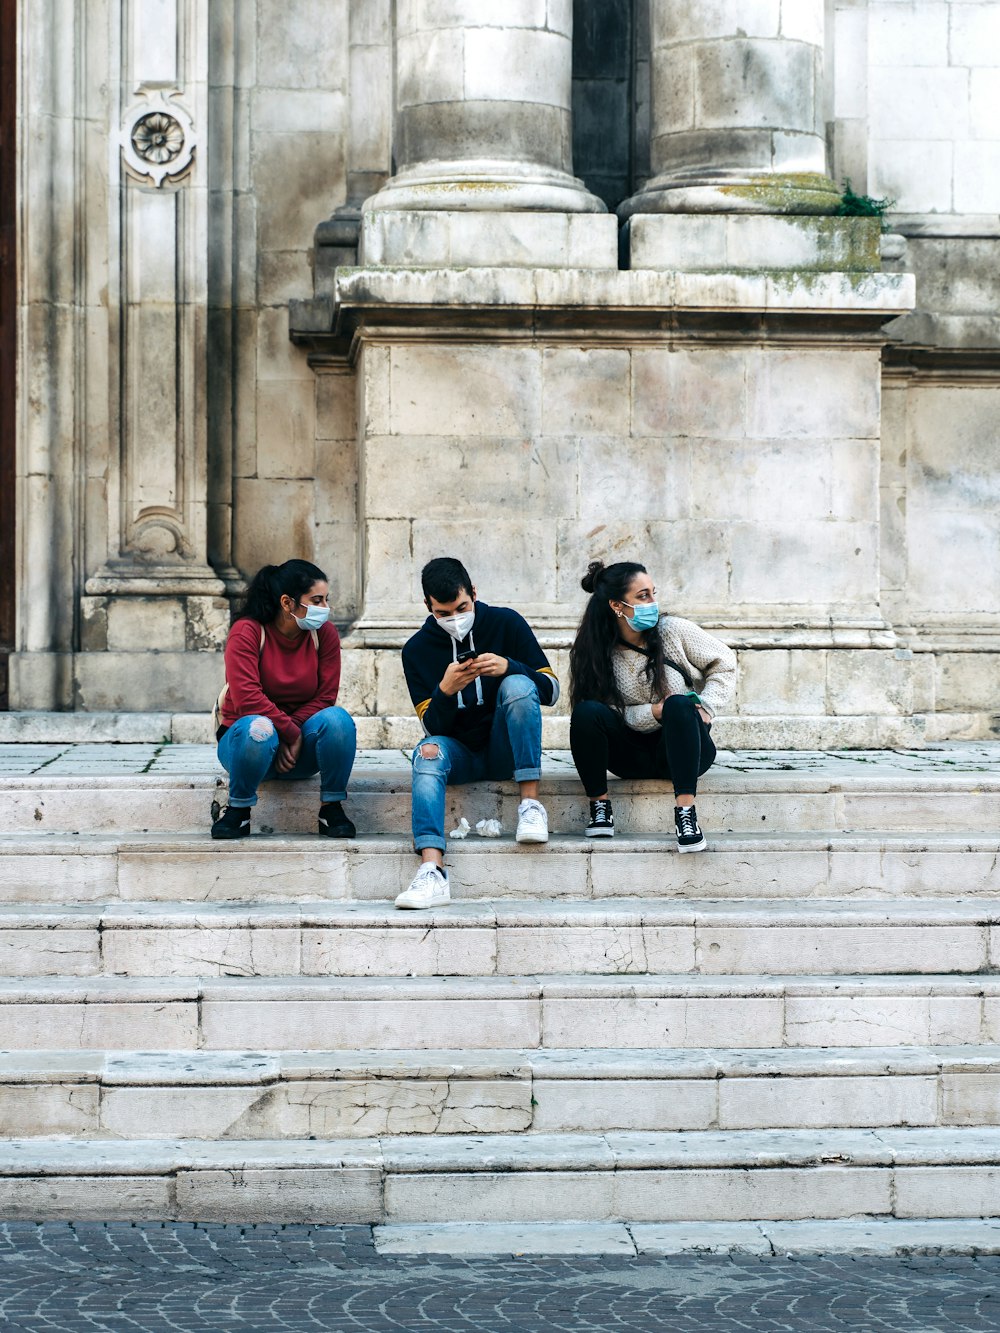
[120,91,197,187]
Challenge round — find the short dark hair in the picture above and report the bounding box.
[421,557,473,604]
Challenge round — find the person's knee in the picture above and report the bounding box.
[661,694,690,717]
[246,716,277,745]
[499,675,537,705]
[315,705,356,737]
[412,738,448,772]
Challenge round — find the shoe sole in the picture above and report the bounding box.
[318,829,356,839]
[395,896,451,910]
[677,838,707,853]
[516,831,549,844]
[585,828,615,838]
[211,829,250,840]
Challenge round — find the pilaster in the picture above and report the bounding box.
[84,0,225,624]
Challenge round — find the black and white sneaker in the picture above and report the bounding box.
[318,802,356,839]
[586,798,615,838]
[211,805,251,840]
[674,804,706,853]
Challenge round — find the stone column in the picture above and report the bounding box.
[622,0,841,216]
[367,0,603,214]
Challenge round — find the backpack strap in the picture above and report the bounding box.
[213,624,268,733]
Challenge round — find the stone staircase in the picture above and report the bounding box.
[0,741,999,1228]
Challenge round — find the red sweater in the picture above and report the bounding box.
[220,617,342,744]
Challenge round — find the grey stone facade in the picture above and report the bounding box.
[9,0,1000,744]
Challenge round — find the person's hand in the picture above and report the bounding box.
[275,734,302,773]
[651,699,664,722]
[440,658,483,696]
[473,653,508,678]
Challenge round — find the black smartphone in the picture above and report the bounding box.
[456,649,479,664]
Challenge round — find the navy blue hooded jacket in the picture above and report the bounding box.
[401,601,560,752]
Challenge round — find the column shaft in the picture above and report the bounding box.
[623,0,840,216]
[367,0,602,213]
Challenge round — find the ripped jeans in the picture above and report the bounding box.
[217,706,357,807]
[410,675,543,853]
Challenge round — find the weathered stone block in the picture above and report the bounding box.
[579,437,690,524]
[174,1167,381,1223]
[106,599,186,653]
[745,350,880,440]
[256,0,349,90]
[827,650,915,716]
[632,348,746,440]
[541,350,631,435]
[389,347,542,438]
[185,598,230,652]
[737,650,826,716]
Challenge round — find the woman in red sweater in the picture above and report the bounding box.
[211,559,357,840]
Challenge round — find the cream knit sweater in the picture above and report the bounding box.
[612,615,737,733]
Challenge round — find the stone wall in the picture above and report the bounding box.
[9,0,1000,744]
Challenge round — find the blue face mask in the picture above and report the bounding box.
[623,600,659,632]
[294,603,330,631]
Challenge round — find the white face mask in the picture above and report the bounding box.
[436,609,475,641]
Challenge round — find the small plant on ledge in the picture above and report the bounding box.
[835,180,895,228]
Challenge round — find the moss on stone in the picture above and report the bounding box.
[719,172,842,215]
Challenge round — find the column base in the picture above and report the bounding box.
[360,210,619,269]
[364,159,606,215]
[620,171,843,219]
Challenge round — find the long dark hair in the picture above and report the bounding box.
[570,560,685,709]
[237,560,327,625]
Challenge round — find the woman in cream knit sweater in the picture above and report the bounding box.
[568,560,737,850]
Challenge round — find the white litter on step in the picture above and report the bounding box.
[448,818,471,840]
[476,819,503,838]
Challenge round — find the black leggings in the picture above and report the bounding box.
[569,696,717,799]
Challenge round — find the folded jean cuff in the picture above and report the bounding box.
[414,836,447,853]
[320,791,348,804]
[513,766,542,783]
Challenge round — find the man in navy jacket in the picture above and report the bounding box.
[396,557,559,909]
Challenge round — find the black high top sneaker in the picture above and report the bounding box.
[211,805,251,840]
[586,798,615,838]
[318,802,356,839]
[674,804,706,853]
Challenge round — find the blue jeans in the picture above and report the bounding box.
[217,706,357,807]
[411,675,542,853]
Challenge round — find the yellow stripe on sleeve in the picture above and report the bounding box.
[415,698,431,720]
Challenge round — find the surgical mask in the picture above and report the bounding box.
[623,600,660,632]
[293,603,330,631]
[436,609,476,642]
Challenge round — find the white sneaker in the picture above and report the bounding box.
[395,862,450,910]
[516,799,549,844]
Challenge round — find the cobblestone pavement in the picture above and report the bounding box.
[1,1224,1000,1332]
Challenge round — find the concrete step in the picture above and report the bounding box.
[3,973,1000,1051]
[374,1218,1000,1256]
[4,898,1000,978]
[1,831,998,904]
[3,1127,1000,1223]
[6,1046,1000,1139]
[2,710,997,750]
[2,749,998,835]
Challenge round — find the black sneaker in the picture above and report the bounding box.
[586,798,615,838]
[318,802,356,839]
[211,805,251,840]
[674,804,706,853]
